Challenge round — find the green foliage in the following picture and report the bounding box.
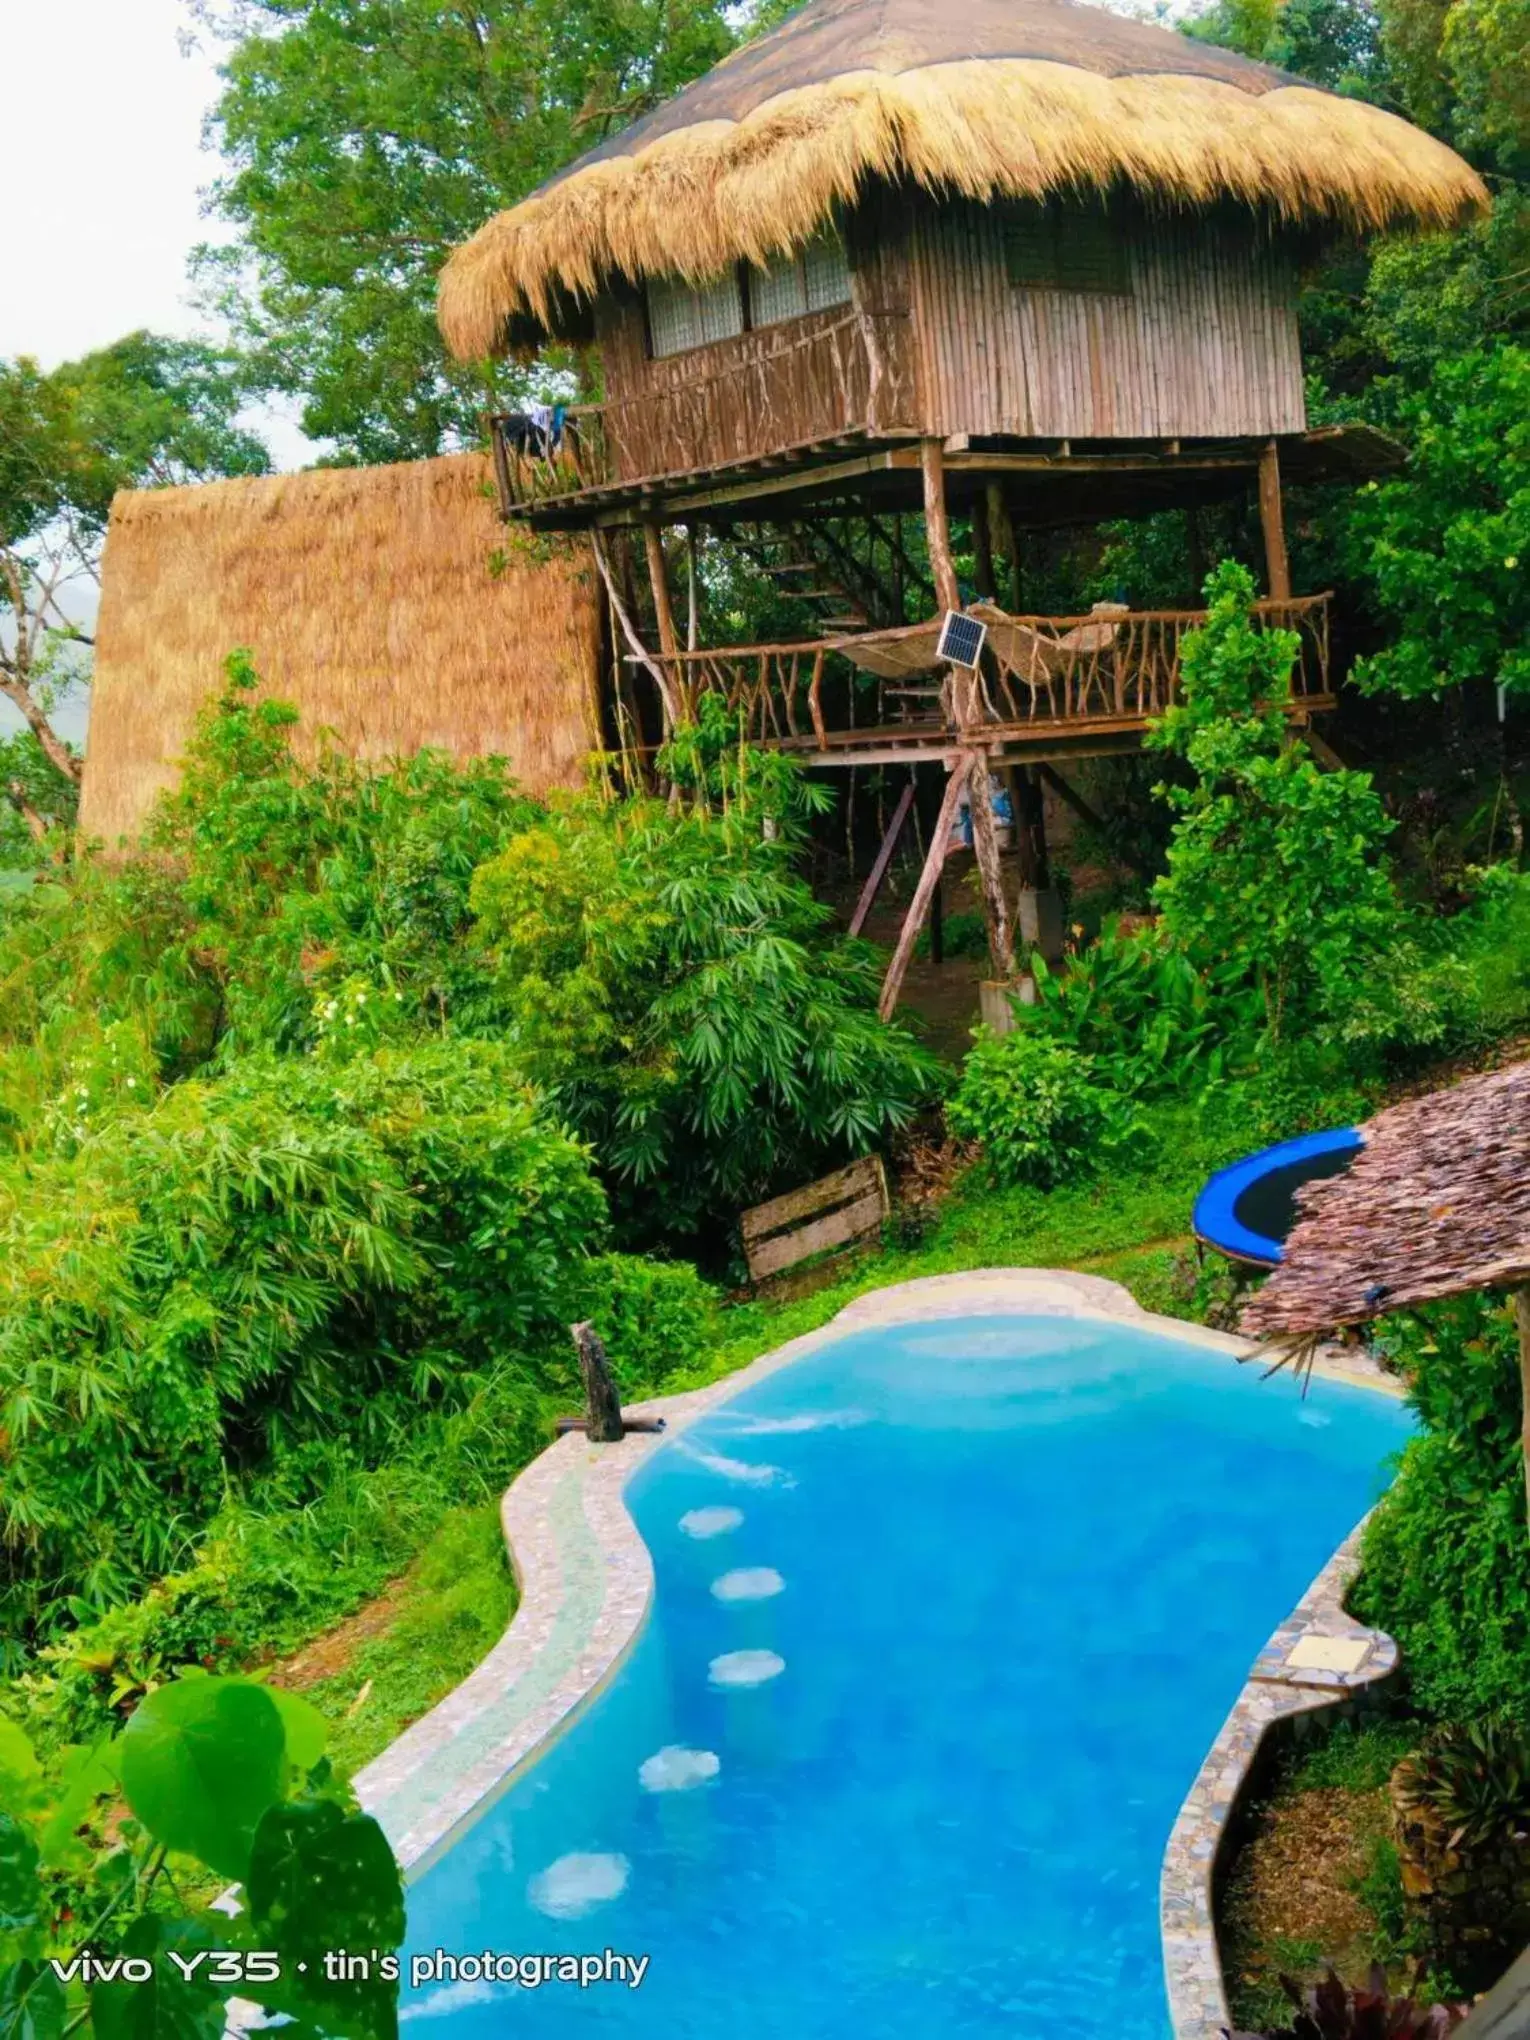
[1026,918,1258,1098]
[0,338,267,551]
[1288,1716,1421,1793]
[1228,1965,1465,2040]
[0,1039,605,1644]
[1354,1293,1530,1725]
[1151,563,1418,1048]
[946,1029,1130,1188]
[470,702,938,1243]
[1393,1718,1530,1851]
[0,1681,402,2039]
[1346,347,1530,700]
[574,1253,719,1393]
[194,0,737,458]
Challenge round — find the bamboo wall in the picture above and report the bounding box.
[593,194,1305,475]
[80,453,602,847]
[907,199,1306,439]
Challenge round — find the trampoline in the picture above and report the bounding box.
[1193,1127,1364,1269]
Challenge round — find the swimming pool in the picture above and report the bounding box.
[401,1311,1412,2036]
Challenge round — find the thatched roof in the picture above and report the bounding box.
[438,0,1488,357]
[80,453,602,846]
[1240,1062,1530,1339]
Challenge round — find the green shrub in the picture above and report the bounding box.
[1027,916,1260,1097]
[470,698,939,1245]
[0,1040,604,1646]
[1353,1294,1530,1726]
[20,1360,556,1746]
[570,1252,719,1395]
[1150,562,1418,1051]
[946,1029,1128,1188]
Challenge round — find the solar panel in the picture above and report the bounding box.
[936,610,987,669]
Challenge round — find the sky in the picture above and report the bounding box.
[1,0,313,741]
[1,0,315,456]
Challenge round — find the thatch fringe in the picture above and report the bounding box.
[439,58,1487,356]
[1240,1060,1530,1340]
[81,453,602,846]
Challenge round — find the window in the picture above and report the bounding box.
[750,230,854,328]
[647,269,745,358]
[644,230,854,357]
[1002,205,1132,296]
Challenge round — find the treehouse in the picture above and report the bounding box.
[438,0,1485,1000]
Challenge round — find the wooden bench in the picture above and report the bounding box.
[740,1156,890,1284]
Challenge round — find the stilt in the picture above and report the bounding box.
[968,766,1015,978]
[685,523,699,651]
[1257,440,1292,602]
[643,520,680,655]
[920,438,961,613]
[879,755,973,1021]
[921,440,1013,970]
[849,779,916,937]
[1011,767,1050,890]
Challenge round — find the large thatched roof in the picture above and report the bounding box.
[81,453,601,846]
[1240,1062,1530,1339]
[438,0,1487,357]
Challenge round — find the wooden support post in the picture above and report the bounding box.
[879,755,973,1021]
[1011,766,1050,891]
[1257,440,1291,602]
[643,517,681,661]
[849,779,916,938]
[971,490,996,601]
[684,523,699,651]
[968,765,1015,980]
[572,1321,624,1443]
[1518,1289,1530,1541]
[920,438,961,613]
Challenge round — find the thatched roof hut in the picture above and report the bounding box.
[80,453,603,847]
[439,0,1487,357]
[1241,1061,1530,1339]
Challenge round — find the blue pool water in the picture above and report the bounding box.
[402,1314,1413,2037]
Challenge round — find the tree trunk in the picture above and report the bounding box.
[572,1321,625,1444]
[968,767,1015,979]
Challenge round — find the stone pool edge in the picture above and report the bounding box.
[350,1264,1404,2034]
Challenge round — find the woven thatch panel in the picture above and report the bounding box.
[439,0,1488,354]
[80,454,601,845]
[1241,1060,1530,1338]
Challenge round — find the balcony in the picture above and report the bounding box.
[622,595,1334,766]
[488,308,919,519]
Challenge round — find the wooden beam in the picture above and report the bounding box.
[879,755,973,1021]
[920,437,961,613]
[1258,439,1292,601]
[848,780,916,937]
[1011,766,1050,890]
[643,518,680,659]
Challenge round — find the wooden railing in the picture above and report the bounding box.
[628,595,1333,748]
[489,308,916,513]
